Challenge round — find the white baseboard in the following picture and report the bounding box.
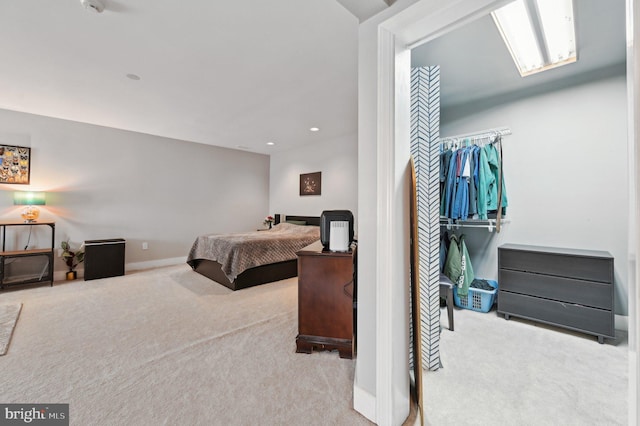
[53,257,186,282]
[353,382,376,424]
[615,314,629,331]
[125,256,186,272]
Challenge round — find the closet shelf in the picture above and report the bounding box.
[440,217,509,232]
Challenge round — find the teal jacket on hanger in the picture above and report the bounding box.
[478,143,508,219]
[485,143,508,212]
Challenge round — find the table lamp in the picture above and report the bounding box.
[13,191,46,222]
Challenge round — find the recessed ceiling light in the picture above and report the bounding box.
[310,127,320,132]
[126,73,141,81]
[81,0,104,13]
[238,145,250,150]
[266,141,275,146]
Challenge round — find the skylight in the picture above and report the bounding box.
[491,0,576,77]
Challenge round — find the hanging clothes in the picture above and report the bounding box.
[440,149,459,218]
[485,142,508,214]
[439,231,450,271]
[443,234,474,296]
[440,148,453,195]
[439,134,509,220]
[451,147,471,220]
[467,145,479,216]
[477,145,493,220]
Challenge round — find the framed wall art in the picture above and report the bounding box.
[300,172,321,196]
[0,145,30,184]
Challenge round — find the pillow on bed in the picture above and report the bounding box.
[286,220,307,226]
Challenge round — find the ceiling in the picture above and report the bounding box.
[336,0,395,23]
[0,1,627,155]
[412,0,627,116]
[0,0,361,155]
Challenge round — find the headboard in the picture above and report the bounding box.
[275,214,321,227]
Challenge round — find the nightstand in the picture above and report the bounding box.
[295,240,356,359]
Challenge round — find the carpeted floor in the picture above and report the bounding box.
[0,265,372,425]
[0,303,22,355]
[1,264,629,425]
[423,305,628,425]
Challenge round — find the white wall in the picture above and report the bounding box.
[356,11,381,412]
[440,72,629,316]
[269,133,358,222]
[356,0,419,424]
[0,108,270,277]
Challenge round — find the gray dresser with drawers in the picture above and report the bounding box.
[498,244,614,343]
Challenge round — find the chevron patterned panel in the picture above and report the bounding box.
[409,66,441,371]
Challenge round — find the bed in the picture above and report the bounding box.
[186,215,320,290]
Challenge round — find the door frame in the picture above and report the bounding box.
[372,0,639,424]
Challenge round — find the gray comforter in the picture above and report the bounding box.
[187,223,320,281]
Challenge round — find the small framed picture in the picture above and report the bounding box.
[0,145,31,184]
[300,172,321,196]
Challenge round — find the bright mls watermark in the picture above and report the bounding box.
[0,404,68,425]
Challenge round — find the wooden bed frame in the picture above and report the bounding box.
[190,215,320,291]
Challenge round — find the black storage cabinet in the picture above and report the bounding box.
[497,243,614,343]
[84,238,126,281]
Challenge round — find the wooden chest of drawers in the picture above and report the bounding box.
[498,244,614,343]
[295,241,356,359]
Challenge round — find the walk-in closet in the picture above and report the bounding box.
[411,0,628,342]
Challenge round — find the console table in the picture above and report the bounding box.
[0,221,55,289]
[498,243,614,343]
[296,240,357,359]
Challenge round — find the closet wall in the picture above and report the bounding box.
[440,71,629,317]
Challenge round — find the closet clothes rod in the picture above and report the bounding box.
[439,127,511,145]
[440,218,510,233]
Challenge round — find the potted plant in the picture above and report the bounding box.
[61,240,84,280]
